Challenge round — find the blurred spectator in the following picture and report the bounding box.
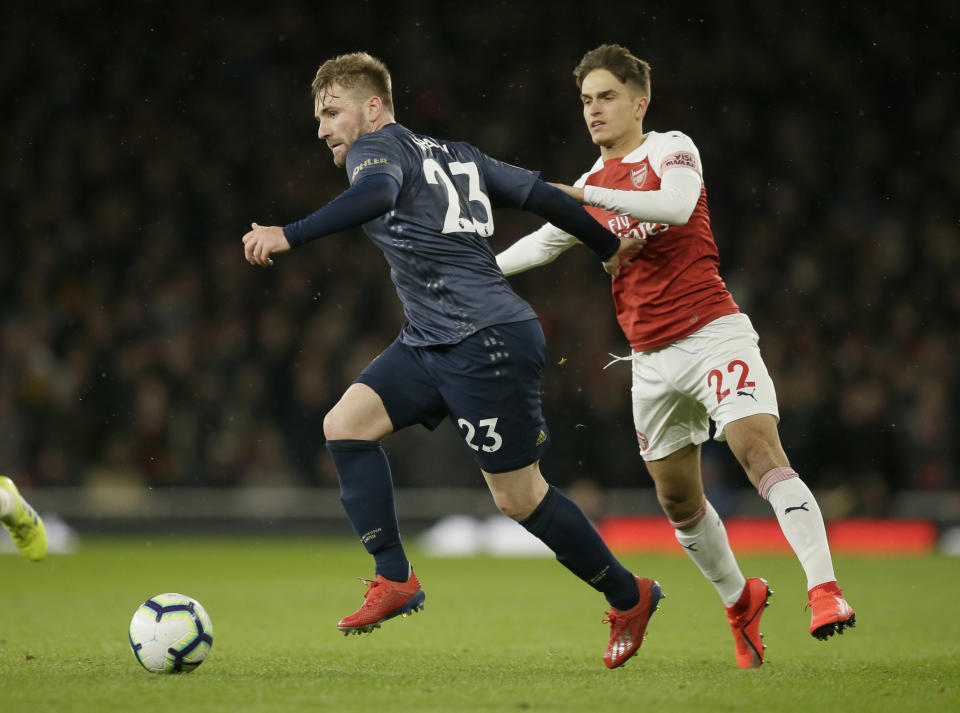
[1,2,956,515]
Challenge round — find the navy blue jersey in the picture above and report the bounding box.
[344,123,539,346]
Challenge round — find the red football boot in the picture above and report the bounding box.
[808,582,855,640]
[725,577,772,668]
[603,576,664,669]
[337,571,425,635]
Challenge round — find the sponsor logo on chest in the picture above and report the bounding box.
[606,214,670,241]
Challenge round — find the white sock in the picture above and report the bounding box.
[759,467,836,590]
[0,489,16,520]
[674,500,747,607]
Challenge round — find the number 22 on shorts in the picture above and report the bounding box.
[707,360,755,404]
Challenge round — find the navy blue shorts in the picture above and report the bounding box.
[356,318,550,473]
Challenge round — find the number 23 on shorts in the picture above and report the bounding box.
[458,416,503,452]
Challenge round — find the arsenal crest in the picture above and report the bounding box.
[630,164,647,189]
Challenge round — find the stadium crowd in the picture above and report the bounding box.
[2,2,956,514]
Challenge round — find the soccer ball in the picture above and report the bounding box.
[128,593,214,673]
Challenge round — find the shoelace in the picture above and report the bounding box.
[359,577,385,602]
[602,610,621,627]
[602,353,638,370]
[805,593,843,614]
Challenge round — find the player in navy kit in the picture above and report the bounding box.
[242,52,656,668]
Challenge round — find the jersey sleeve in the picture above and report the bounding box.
[495,165,604,275]
[496,221,580,276]
[581,133,703,225]
[582,169,701,225]
[473,152,540,208]
[648,131,703,180]
[283,173,400,246]
[346,130,405,186]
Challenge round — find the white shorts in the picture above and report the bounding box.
[628,313,779,461]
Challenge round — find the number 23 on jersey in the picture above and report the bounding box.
[423,159,494,236]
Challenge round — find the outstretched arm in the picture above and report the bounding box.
[498,181,645,277]
[496,222,580,276]
[550,167,702,226]
[519,180,643,276]
[521,181,617,259]
[243,173,400,267]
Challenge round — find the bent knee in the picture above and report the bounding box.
[733,440,788,485]
[649,475,703,523]
[323,385,393,441]
[489,481,545,521]
[323,405,366,441]
[484,464,548,521]
[493,494,539,521]
[725,415,787,476]
[322,408,344,441]
[656,491,702,523]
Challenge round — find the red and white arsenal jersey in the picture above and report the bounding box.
[580,131,739,351]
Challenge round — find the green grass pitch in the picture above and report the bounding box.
[2,538,958,713]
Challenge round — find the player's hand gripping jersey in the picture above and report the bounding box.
[498,131,739,351]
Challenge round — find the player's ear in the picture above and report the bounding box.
[366,95,384,122]
[635,95,649,120]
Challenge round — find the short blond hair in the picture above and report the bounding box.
[573,44,651,99]
[312,51,394,114]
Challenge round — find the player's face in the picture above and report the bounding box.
[580,69,647,152]
[315,83,368,168]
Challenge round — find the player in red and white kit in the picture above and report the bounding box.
[497,44,855,668]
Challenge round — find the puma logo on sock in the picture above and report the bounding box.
[784,502,809,514]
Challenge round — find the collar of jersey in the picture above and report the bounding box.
[590,131,658,171]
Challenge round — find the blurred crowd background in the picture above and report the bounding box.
[2,1,957,516]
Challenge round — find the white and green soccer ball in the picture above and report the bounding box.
[128,593,214,674]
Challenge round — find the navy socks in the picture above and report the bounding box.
[327,440,637,609]
[520,485,639,610]
[326,439,410,583]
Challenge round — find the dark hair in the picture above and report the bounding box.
[312,51,394,114]
[573,44,651,98]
